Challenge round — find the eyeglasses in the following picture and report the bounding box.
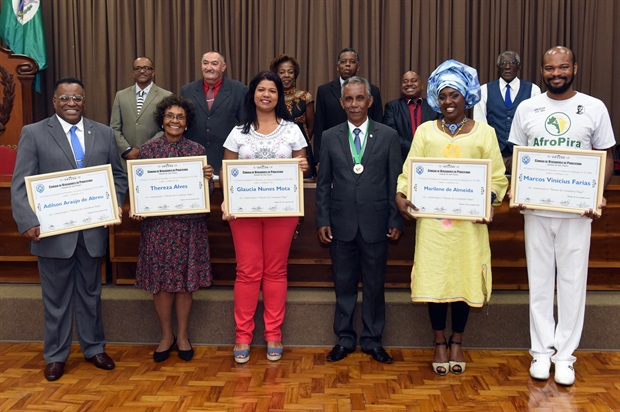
[133,66,154,72]
[55,95,85,103]
[164,113,186,121]
[499,60,519,67]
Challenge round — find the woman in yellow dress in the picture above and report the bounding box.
[395,60,508,375]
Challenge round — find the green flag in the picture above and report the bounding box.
[0,0,47,92]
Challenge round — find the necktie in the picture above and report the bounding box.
[408,99,418,138]
[137,90,145,114]
[505,84,512,108]
[69,125,84,168]
[206,86,215,110]
[353,128,362,153]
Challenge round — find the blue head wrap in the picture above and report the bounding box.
[426,59,481,113]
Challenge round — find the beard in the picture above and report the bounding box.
[544,74,574,94]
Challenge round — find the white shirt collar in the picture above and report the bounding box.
[347,118,369,140]
[499,77,520,90]
[56,115,84,135]
[136,82,154,95]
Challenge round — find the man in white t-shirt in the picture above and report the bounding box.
[509,46,615,386]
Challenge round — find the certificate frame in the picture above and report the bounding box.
[127,156,210,217]
[407,157,492,221]
[510,146,606,215]
[25,164,120,238]
[221,158,304,218]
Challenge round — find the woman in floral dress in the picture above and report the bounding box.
[133,95,214,362]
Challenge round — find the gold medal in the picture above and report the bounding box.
[353,164,364,174]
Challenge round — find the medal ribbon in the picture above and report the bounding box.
[348,124,369,165]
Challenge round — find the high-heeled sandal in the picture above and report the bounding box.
[448,335,466,374]
[432,340,449,376]
[266,342,283,362]
[233,345,250,364]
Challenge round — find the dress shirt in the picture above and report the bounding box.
[136,82,154,102]
[203,77,223,100]
[56,115,85,164]
[408,98,422,137]
[473,77,541,123]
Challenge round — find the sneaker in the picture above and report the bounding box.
[529,357,551,380]
[554,361,575,386]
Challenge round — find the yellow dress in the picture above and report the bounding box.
[396,120,508,307]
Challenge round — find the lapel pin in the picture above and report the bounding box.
[88,130,92,135]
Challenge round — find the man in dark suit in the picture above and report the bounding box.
[110,56,172,170]
[316,76,403,364]
[181,51,247,175]
[383,71,440,161]
[11,78,127,381]
[314,48,383,169]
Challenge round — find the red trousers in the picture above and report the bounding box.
[229,217,298,344]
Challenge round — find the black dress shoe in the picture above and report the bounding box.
[44,362,65,381]
[86,352,115,370]
[326,344,354,362]
[153,337,177,363]
[363,346,393,364]
[178,341,194,361]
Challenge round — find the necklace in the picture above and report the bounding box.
[442,117,467,135]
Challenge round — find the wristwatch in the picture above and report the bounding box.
[121,147,132,159]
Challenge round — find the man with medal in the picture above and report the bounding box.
[316,76,403,364]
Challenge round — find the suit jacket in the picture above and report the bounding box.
[314,79,383,164]
[315,120,403,244]
[109,83,172,168]
[383,97,440,160]
[180,77,247,175]
[11,115,128,259]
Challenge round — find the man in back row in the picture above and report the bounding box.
[110,57,172,170]
[314,48,383,170]
[474,50,541,171]
[383,70,441,161]
[181,51,247,176]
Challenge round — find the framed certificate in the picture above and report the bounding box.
[25,165,120,238]
[127,156,210,217]
[407,157,492,221]
[221,158,304,218]
[510,146,606,215]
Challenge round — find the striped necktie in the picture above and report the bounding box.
[69,125,84,168]
[137,90,146,114]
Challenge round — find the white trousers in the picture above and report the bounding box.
[524,214,591,363]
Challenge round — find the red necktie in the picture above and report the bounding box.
[206,86,215,110]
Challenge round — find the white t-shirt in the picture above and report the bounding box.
[509,91,616,218]
[223,120,307,159]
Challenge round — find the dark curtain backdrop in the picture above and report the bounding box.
[2,0,618,141]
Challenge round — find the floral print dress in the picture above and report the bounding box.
[134,136,213,293]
